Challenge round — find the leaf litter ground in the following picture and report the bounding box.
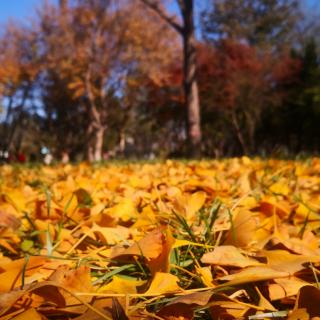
[0,158,320,319]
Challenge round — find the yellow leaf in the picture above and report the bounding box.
[196,266,214,287]
[269,181,290,196]
[91,203,105,216]
[3,189,26,214]
[293,286,320,318]
[0,257,47,293]
[111,228,164,260]
[91,224,130,245]
[108,198,137,222]
[225,209,260,247]
[259,196,291,218]
[263,249,320,274]
[268,277,309,301]
[59,192,78,217]
[218,266,289,287]
[255,286,277,311]
[185,191,206,220]
[98,276,146,294]
[11,308,45,320]
[131,205,157,228]
[201,246,262,268]
[288,308,309,320]
[145,272,181,295]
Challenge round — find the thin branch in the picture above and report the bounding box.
[140,0,183,34]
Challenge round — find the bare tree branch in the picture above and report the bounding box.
[140,0,183,34]
[177,0,185,15]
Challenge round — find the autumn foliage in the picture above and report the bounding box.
[0,1,319,159]
[1,159,320,318]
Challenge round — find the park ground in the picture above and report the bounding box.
[0,158,320,319]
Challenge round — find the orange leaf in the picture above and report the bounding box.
[144,272,181,295]
[201,245,262,268]
[10,308,46,320]
[111,228,164,260]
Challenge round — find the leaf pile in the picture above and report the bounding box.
[1,158,320,319]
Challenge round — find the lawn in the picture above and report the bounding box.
[0,158,319,319]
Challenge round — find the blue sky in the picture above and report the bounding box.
[0,0,48,25]
[0,0,318,26]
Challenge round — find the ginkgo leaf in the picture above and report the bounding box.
[196,266,214,287]
[268,277,310,301]
[0,210,21,230]
[0,268,23,293]
[48,265,94,312]
[167,290,214,306]
[10,308,45,320]
[111,228,164,260]
[185,191,206,220]
[144,272,181,295]
[263,249,320,274]
[201,245,262,268]
[48,265,94,294]
[91,224,130,245]
[258,197,291,218]
[131,205,157,229]
[255,286,277,311]
[288,308,310,320]
[269,181,290,196]
[225,209,261,247]
[0,256,47,293]
[218,266,289,286]
[210,301,251,319]
[107,198,138,222]
[293,286,320,318]
[98,276,146,294]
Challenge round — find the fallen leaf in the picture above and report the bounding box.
[288,308,309,320]
[111,228,164,260]
[293,285,320,318]
[218,266,289,286]
[268,277,309,301]
[263,249,320,274]
[0,210,21,230]
[10,308,46,320]
[225,209,261,247]
[144,272,181,295]
[201,245,262,268]
[98,276,146,294]
[91,224,130,245]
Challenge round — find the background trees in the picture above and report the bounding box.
[0,24,40,157]
[0,0,319,160]
[141,0,202,157]
[34,0,179,160]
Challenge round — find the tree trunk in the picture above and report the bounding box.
[140,0,202,158]
[93,125,105,162]
[180,0,202,158]
[85,69,106,162]
[0,96,13,151]
[231,111,249,154]
[86,123,95,162]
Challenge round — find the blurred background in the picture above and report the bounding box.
[0,0,319,162]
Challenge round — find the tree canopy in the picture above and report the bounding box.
[0,0,319,161]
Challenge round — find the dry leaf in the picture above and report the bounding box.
[293,285,320,318]
[218,266,289,286]
[10,308,46,320]
[144,272,181,295]
[201,245,262,268]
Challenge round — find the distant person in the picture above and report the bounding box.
[44,153,53,165]
[17,153,26,163]
[61,151,70,164]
